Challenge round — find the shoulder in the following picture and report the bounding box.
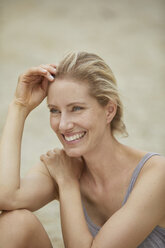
[28,159,51,177]
[27,160,59,200]
[139,154,165,184]
[134,153,165,197]
[126,153,165,219]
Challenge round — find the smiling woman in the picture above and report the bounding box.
[0,52,165,248]
[55,52,128,137]
[47,76,114,158]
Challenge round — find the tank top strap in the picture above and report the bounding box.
[122,152,160,206]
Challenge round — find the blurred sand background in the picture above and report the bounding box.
[0,0,165,247]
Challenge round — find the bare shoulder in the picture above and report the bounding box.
[141,154,165,182]
[92,154,165,247]
[134,153,165,195]
[27,159,59,197]
[28,159,52,177]
[127,153,165,226]
[128,156,165,227]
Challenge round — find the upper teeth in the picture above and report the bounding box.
[64,132,85,142]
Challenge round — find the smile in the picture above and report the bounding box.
[63,131,86,142]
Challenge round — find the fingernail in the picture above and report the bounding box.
[49,75,54,80]
[41,68,47,73]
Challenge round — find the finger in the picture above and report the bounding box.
[49,64,57,68]
[40,154,46,161]
[53,148,61,154]
[26,66,47,76]
[39,67,55,82]
[46,150,55,157]
[40,153,51,163]
[26,66,55,82]
[40,64,57,83]
[40,64,57,76]
[21,67,51,84]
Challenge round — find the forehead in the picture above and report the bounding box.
[47,78,93,104]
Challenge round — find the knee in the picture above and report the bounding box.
[1,209,37,231]
[0,209,39,247]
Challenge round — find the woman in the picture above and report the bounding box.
[0,51,164,248]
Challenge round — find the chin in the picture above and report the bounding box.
[64,148,84,158]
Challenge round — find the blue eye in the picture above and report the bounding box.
[72,106,83,111]
[50,108,60,114]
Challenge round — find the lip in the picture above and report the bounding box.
[61,131,87,144]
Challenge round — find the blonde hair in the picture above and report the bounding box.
[56,51,128,137]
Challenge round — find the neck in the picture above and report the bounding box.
[82,135,127,186]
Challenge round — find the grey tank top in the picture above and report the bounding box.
[83,152,165,247]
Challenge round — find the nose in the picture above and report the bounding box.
[59,112,74,133]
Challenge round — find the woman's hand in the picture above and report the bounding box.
[14,64,56,113]
[40,149,84,187]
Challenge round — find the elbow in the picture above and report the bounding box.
[0,186,17,211]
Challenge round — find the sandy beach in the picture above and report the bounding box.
[0,0,165,247]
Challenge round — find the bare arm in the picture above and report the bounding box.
[41,150,165,248]
[5,160,59,211]
[0,64,58,211]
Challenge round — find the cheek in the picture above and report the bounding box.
[50,117,58,132]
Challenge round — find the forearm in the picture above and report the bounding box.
[0,102,28,194]
[59,181,93,248]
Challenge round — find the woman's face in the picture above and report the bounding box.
[47,78,110,157]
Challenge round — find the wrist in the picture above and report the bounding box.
[9,100,30,118]
[58,178,79,193]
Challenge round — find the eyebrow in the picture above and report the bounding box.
[47,102,86,108]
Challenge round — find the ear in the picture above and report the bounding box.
[105,100,117,124]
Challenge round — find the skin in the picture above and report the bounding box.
[0,65,165,248]
[0,64,57,247]
[41,77,165,248]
